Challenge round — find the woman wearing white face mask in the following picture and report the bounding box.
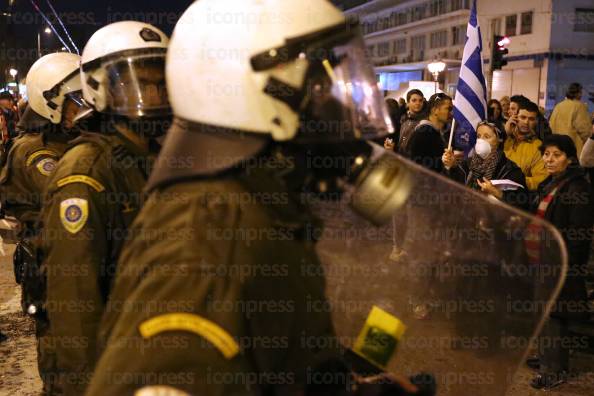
[442,121,528,208]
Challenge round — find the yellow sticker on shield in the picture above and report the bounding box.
[60,198,88,234]
[353,306,406,369]
[36,158,57,176]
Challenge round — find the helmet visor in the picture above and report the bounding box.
[103,53,170,117]
[252,23,392,142]
[297,34,392,141]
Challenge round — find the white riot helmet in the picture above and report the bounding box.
[167,0,392,142]
[26,52,82,124]
[81,21,170,118]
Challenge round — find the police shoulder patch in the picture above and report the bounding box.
[139,313,239,359]
[36,158,57,176]
[60,198,89,234]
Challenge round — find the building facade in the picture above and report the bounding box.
[334,0,594,112]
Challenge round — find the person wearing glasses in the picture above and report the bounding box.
[442,121,528,208]
[407,93,452,173]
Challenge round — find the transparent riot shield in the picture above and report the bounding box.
[312,149,567,396]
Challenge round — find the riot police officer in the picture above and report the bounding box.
[39,21,171,396]
[85,1,434,395]
[0,51,82,393]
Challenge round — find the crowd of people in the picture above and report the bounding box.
[383,84,594,389]
[0,0,592,394]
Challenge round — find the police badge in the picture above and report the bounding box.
[36,158,57,176]
[60,198,89,234]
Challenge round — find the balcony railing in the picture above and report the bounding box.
[361,0,471,36]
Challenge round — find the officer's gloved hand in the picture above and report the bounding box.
[354,372,436,396]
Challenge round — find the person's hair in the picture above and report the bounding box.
[0,91,14,102]
[427,92,451,113]
[539,134,577,160]
[500,95,510,104]
[385,98,401,118]
[566,83,582,100]
[477,121,503,142]
[510,95,529,106]
[518,100,539,115]
[406,89,424,102]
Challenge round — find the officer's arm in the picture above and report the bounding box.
[41,180,109,393]
[26,153,60,192]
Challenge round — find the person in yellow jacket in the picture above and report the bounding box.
[550,83,592,157]
[504,100,548,190]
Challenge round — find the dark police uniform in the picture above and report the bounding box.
[40,130,156,396]
[0,128,69,392]
[85,121,340,395]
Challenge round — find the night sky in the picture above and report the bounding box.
[1,0,194,86]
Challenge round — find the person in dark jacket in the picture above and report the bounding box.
[384,89,427,155]
[487,99,506,143]
[442,121,528,208]
[408,92,452,173]
[384,97,402,144]
[529,134,594,390]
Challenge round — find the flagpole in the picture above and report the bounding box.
[448,119,456,150]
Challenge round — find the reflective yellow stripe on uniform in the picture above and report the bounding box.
[26,149,59,166]
[139,313,240,359]
[57,175,106,192]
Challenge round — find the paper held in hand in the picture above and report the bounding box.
[490,179,525,191]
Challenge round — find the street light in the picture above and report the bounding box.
[38,27,52,58]
[8,69,19,98]
[427,60,447,94]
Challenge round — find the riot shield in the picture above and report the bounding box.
[313,149,568,396]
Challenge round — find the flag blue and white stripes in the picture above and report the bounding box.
[452,0,487,154]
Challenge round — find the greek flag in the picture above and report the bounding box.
[453,0,487,154]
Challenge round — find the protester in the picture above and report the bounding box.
[580,122,594,186]
[385,88,426,154]
[442,121,527,207]
[504,100,548,190]
[530,135,594,390]
[487,99,506,142]
[383,97,402,148]
[0,92,18,141]
[550,83,592,157]
[500,95,510,120]
[408,92,452,173]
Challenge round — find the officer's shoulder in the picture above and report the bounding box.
[9,133,60,166]
[47,140,111,194]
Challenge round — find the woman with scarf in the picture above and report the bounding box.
[528,134,594,390]
[442,121,528,208]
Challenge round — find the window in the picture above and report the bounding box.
[366,45,376,58]
[452,25,466,45]
[521,11,533,34]
[394,38,407,54]
[378,42,390,57]
[411,34,426,60]
[397,12,408,26]
[505,14,517,36]
[411,5,426,22]
[429,0,447,17]
[490,18,501,37]
[411,34,426,51]
[450,0,464,12]
[575,8,594,32]
[430,30,448,48]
